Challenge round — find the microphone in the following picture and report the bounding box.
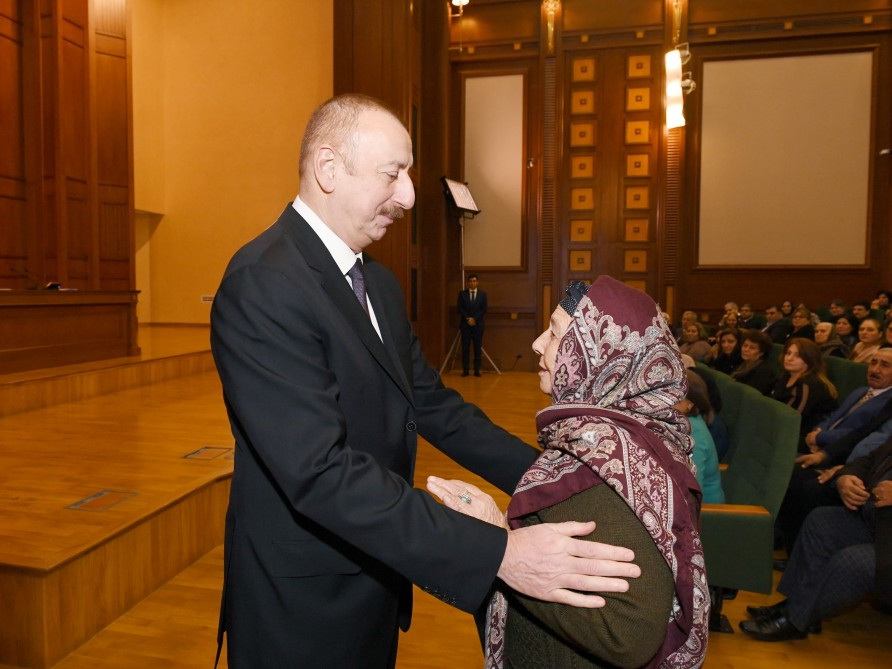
[9,266,62,290]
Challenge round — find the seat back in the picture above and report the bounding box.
[824,355,867,403]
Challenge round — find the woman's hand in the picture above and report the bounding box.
[426,476,509,529]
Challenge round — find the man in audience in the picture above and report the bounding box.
[738,303,765,330]
[851,301,872,327]
[740,439,892,641]
[777,349,892,551]
[675,310,699,339]
[762,305,793,343]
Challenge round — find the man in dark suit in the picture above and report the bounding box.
[740,437,892,640]
[458,274,487,377]
[777,348,892,551]
[762,304,793,343]
[738,303,766,330]
[210,94,638,668]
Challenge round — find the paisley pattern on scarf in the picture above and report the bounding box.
[485,275,709,669]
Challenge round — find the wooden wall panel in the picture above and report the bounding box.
[1,0,136,370]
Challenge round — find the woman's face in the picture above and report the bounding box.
[877,293,891,309]
[740,339,762,362]
[814,323,832,344]
[724,313,738,327]
[783,344,808,375]
[886,323,892,345]
[683,324,700,342]
[836,318,853,336]
[781,301,793,316]
[791,312,809,330]
[720,333,738,355]
[532,307,573,395]
[859,319,882,346]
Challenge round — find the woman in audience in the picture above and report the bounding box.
[834,315,859,350]
[814,322,849,358]
[678,321,713,363]
[849,317,884,363]
[710,327,743,374]
[780,300,795,318]
[718,311,739,330]
[770,338,838,440]
[676,370,725,503]
[787,307,815,340]
[731,329,776,395]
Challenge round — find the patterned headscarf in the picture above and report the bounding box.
[486,275,709,669]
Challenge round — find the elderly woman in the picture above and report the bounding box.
[731,329,777,395]
[849,317,884,363]
[678,321,713,363]
[429,277,708,669]
[814,322,849,358]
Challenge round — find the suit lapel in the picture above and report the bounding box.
[280,207,413,403]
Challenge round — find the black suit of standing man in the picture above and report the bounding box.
[458,274,487,377]
[210,94,639,668]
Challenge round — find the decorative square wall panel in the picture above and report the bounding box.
[624,219,649,242]
[627,55,651,78]
[625,186,650,209]
[570,122,597,147]
[571,155,595,178]
[570,220,593,242]
[571,90,596,115]
[625,120,650,144]
[624,250,647,272]
[626,154,649,177]
[570,188,595,210]
[570,250,592,272]
[572,58,597,82]
[626,87,650,111]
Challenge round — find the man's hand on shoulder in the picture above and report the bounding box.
[497,521,639,608]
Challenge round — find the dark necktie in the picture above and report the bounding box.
[346,259,369,314]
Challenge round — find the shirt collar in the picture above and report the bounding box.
[293,196,363,275]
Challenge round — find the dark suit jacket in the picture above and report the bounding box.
[814,388,892,464]
[837,438,892,605]
[763,318,794,343]
[211,205,538,667]
[458,288,487,329]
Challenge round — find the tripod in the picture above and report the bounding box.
[439,216,501,376]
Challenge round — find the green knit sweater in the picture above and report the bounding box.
[504,483,675,669]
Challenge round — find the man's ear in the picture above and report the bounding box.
[315,146,337,194]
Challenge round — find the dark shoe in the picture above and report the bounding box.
[807,621,822,635]
[773,558,788,572]
[746,600,788,620]
[474,371,481,377]
[739,615,807,642]
[461,371,469,377]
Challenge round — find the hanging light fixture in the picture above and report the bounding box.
[665,48,685,129]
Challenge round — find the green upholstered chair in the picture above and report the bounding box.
[693,368,800,632]
[824,355,868,404]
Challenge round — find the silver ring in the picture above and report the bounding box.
[458,491,472,504]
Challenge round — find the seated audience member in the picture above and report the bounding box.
[827,299,847,322]
[717,311,739,330]
[738,303,765,329]
[814,322,849,358]
[787,307,815,341]
[675,310,699,339]
[874,290,892,311]
[770,338,838,438]
[777,350,892,551]
[681,356,730,462]
[884,317,892,347]
[710,327,743,375]
[428,277,708,668]
[731,330,777,395]
[676,370,725,503]
[849,317,884,364]
[740,440,892,641]
[723,301,738,318]
[850,301,872,327]
[678,321,713,363]
[835,315,859,350]
[762,305,793,344]
[780,300,795,318]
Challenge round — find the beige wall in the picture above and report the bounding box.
[131,0,333,323]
